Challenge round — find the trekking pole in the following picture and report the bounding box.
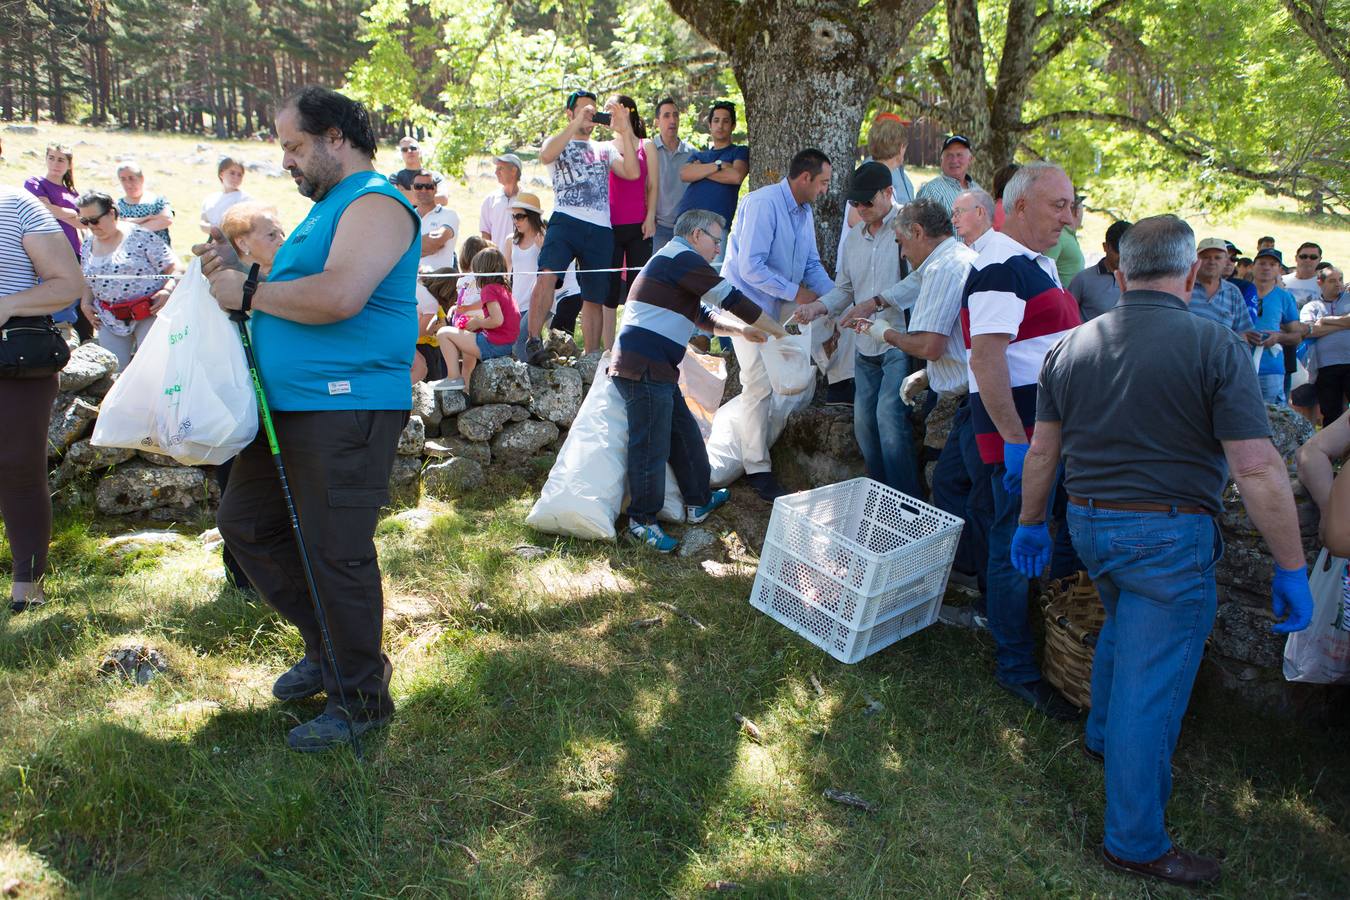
[229,266,362,758]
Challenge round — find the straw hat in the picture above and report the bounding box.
[509,192,543,214]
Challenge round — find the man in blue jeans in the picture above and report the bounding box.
[795,162,920,498]
[962,162,1083,720]
[610,209,786,552]
[1013,214,1312,887]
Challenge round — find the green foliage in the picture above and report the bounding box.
[346,0,734,175]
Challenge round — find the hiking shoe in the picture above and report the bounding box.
[997,678,1081,722]
[686,488,730,524]
[627,521,678,554]
[272,658,324,702]
[1102,844,1220,887]
[431,376,465,393]
[743,472,789,502]
[526,337,555,368]
[286,711,390,753]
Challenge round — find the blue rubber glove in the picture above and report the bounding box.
[1270,564,1314,634]
[1002,441,1030,495]
[1011,522,1052,580]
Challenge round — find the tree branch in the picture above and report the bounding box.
[666,0,740,51]
[1282,0,1350,95]
[1030,0,1129,73]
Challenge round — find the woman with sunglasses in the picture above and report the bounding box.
[75,191,179,371]
[504,192,546,359]
[23,143,92,341]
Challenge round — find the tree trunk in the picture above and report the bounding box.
[669,0,934,273]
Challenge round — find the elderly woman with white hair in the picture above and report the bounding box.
[115,162,175,246]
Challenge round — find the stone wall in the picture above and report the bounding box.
[47,335,592,519]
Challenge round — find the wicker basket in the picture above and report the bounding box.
[1040,572,1107,710]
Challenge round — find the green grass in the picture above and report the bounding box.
[1,480,1347,898]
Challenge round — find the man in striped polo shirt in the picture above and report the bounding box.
[610,209,787,553]
[963,161,1082,720]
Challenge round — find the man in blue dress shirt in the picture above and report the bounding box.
[720,148,836,500]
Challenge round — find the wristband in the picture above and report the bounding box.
[241,263,261,313]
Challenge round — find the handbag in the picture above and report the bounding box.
[0,315,71,379]
[106,293,157,322]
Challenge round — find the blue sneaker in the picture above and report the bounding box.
[627,521,678,553]
[685,488,729,524]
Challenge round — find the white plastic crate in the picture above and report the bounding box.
[750,566,944,664]
[764,478,963,600]
[755,537,950,632]
[749,478,963,662]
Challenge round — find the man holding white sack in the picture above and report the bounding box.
[795,161,919,499]
[720,148,835,501]
[196,87,420,753]
[612,209,787,552]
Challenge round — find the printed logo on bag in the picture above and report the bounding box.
[168,325,190,345]
[328,380,352,395]
[163,383,181,396]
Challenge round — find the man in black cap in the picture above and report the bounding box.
[916,134,981,214]
[795,161,920,497]
[1223,239,1258,318]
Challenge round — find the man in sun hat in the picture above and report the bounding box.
[480,152,524,246]
[915,134,981,215]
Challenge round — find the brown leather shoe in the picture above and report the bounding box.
[1102,845,1220,887]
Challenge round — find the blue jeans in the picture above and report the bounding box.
[853,349,921,499]
[982,461,1075,683]
[1066,505,1221,863]
[1258,372,1284,405]
[613,374,712,525]
[653,224,675,253]
[931,400,989,593]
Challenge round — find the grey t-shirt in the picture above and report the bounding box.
[1067,259,1120,321]
[1037,289,1271,513]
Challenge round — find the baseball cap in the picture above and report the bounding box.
[941,134,972,151]
[846,161,892,203]
[1197,237,1229,254]
[493,153,523,172]
[1254,247,1284,265]
[1225,240,1242,255]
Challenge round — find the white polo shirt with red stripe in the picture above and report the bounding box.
[961,229,1081,464]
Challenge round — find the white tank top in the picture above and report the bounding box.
[510,238,542,314]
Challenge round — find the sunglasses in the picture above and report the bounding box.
[1298,253,1321,260]
[411,183,437,191]
[511,212,529,220]
[848,198,875,209]
[401,145,420,152]
[78,211,109,226]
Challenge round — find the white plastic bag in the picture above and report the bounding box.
[1282,548,1350,684]
[761,331,814,395]
[527,352,720,540]
[706,379,816,487]
[91,259,257,465]
[677,350,727,440]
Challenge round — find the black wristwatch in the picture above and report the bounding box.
[715,159,724,172]
[241,263,261,313]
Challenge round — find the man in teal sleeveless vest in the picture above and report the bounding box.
[198,87,420,752]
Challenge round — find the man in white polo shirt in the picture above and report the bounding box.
[479,153,523,246]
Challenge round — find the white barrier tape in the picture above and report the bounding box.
[85,265,645,281]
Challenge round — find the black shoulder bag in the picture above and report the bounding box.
[0,315,72,379]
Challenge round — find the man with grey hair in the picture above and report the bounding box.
[962,160,1082,720]
[610,208,787,552]
[1012,214,1311,888]
[951,188,994,248]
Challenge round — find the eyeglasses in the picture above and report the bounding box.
[1298,253,1321,261]
[78,212,109,226]
[511,212,529,220]
[401,145,420,153]
[411,183,437,191]
[699,229,724,248]
[848,198,875,209]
